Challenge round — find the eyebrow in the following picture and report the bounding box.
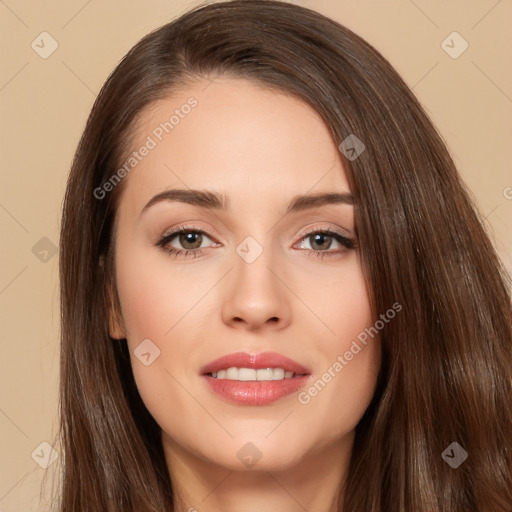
[140,188,354,217]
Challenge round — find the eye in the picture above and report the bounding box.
[294,227,356,258]
[156,225,218,258]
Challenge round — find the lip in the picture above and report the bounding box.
[200,352,311,406]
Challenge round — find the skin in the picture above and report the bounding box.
[108,77,381,512]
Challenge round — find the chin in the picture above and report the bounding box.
[195,433,315,473]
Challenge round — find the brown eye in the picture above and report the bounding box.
[297,229,354,252]
[156,227,217,259]
[178,232,203,250]
[308,233,334,251]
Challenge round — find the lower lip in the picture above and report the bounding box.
[203,375,310,405]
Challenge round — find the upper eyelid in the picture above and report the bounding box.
[297,225,349,237]
[161,224,215,239]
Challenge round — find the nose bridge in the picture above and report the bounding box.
[233,233,281,299]
[221,233,291,329]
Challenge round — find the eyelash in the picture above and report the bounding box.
[155,225,356,260]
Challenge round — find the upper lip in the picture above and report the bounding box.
[200,352,310,375]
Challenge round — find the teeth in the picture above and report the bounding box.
[226,367,239,380]
[209,367,297,381]
[256,368,273,380]
[273,368,284,380]
[239,368,256,381]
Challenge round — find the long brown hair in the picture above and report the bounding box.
[58,1,512,510]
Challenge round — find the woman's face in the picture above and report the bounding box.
[110,77,380,476]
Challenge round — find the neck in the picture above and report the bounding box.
[163,432,353,512]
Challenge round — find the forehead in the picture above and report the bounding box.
[118,77,350,214]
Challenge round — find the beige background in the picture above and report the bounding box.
[1,0,510,510]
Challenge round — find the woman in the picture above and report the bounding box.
[58,1,512,510]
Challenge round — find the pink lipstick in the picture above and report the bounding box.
[200,352,311,405]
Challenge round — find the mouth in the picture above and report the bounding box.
[200,352,311,405]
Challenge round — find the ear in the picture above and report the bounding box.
[101,255,127,339]
[108,298,127,340]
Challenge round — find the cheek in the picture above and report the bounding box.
[114,251,195,432]
[113,243,211,418]
[308,257,374,351]
[114,244,200,341]
[296,260,380,431]
[297,333,380,445]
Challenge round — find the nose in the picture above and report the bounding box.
[221,249,292,331]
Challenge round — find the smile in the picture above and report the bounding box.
[201,352,311,405]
